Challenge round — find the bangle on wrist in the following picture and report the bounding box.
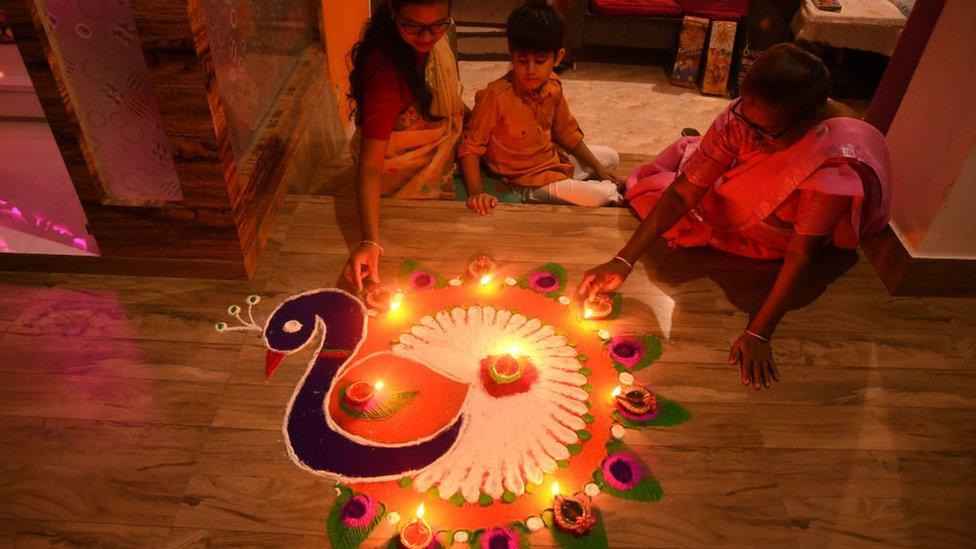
[745,329,770,343]
[362,240,384,255]
[612,255,634,270]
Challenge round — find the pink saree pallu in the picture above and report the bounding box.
[625,117,893,259]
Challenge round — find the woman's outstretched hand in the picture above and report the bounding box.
[344,242,382,292]
[729,332,780,391]
[577,259,631,297]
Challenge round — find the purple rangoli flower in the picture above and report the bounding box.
[602,453,645,491]
[527,270,560,293]
[340,494,379,529]
[481,526,519,549]
[408,270,436,291]
[607,336,646,368]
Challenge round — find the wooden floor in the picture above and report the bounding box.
[0,195,974,548]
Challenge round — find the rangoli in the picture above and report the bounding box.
[215,255,690,548]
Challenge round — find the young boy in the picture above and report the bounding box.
[459,3,623,213]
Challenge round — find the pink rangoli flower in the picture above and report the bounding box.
[602,453,645,491]
[607,336,646,368]
[408,270,436,291]
[340,494,379,529]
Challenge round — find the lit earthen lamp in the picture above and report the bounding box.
[613,383,658,418]
[468,254,497,286]
[550,482,596,536]
[344,380,375,407]
[488,353,524,384]
[480,344,539,397]
[399,503,433,549]
[365,284,402,313]
[582,293,614,320]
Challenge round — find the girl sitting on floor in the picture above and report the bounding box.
[344,0,464,291]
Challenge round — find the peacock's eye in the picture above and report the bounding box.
[283,320,303,333]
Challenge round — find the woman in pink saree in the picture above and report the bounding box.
[578,44,893,391]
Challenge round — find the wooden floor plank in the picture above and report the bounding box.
[171,474,334,536]
[784,496,976,548]
[0,334,242,383]
[643,361,976,408]
[0,372,226,426]
[0,419,207,526]
[165,527,327,548]
[8,300,247,345]
[211,383,293,431]
[0,519,172,548]
[768,448,976,502]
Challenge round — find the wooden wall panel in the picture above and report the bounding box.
[862,226,976,297]
[0,0,334,278]
[3,0,246,275]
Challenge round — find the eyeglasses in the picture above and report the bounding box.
[730,99,799,142]
[395,16,452,37]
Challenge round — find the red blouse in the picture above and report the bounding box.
[360,49,428,141]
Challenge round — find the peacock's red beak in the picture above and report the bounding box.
[265,350,287,379]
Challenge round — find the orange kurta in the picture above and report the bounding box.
[458,72,585,187]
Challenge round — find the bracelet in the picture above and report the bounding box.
[362,240,384,255]
[745,329,771,343]
[612,255,634,270]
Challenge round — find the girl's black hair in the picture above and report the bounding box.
[347,0,450,126]
[740,42,830,121]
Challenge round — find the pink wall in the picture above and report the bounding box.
[885,0,976,259]
[0,45,98,256]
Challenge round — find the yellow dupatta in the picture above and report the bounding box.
[353,36,464,200]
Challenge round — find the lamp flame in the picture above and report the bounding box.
[415,502,425,519]
[611,386,622,398]
[389,292,404,311]
[551,481,560,496]
[480,274,493,286]
[374,380,385,391]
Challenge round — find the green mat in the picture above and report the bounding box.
[453,173,523,204]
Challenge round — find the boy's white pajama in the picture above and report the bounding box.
[513,145,623,207]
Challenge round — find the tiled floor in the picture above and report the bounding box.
[0,44,97,256]
[0,120,98,256]
[460,61,732,158]
[300,61,733,197]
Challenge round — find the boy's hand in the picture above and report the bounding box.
[598,168,626,188]
[467,193,498,214]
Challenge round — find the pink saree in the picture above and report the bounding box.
[625,108,893,259]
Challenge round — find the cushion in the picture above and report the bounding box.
[453,173,523,204]
[677,0,751,19]
[590,0,684,17]
[888,0,915,17]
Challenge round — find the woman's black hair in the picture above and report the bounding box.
[740,43,830,121]
[347,0,450,126]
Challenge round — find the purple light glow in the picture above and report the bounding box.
[0,200,97,255]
